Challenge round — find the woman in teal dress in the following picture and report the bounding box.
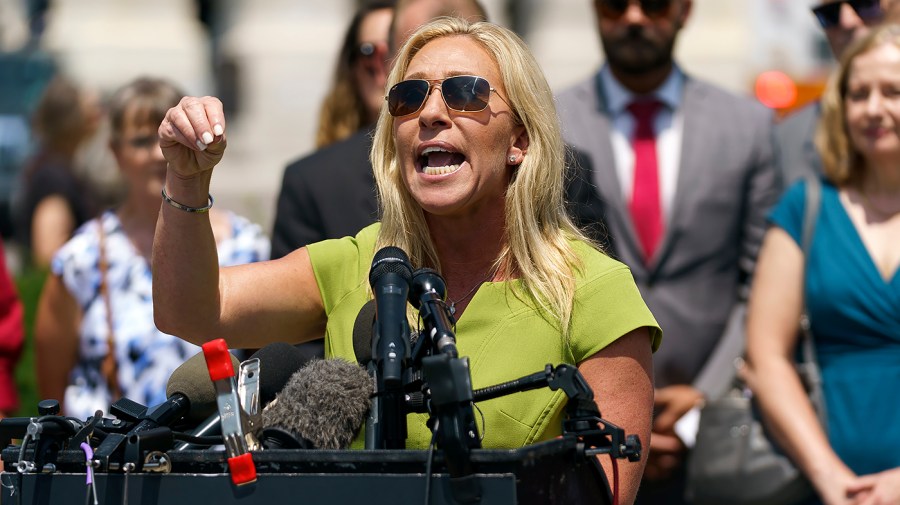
[745,24,900,505]
[149,18,660,505]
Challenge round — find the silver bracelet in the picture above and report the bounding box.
[161,186,214,213]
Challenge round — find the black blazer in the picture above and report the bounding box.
[271,129,379,259]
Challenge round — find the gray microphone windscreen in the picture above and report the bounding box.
[261,359,373,449]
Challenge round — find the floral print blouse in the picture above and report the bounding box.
[51,210,270,420]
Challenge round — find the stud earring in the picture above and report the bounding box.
[508,155,516,163]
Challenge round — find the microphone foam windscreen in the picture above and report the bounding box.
[261,359,373,450]
[166,350,239,423]
[249,342,315,406]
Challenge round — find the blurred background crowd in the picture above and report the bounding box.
[0,0,863,450]
[0,0,842,251]
[0,1,897,504]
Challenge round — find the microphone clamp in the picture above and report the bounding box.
[202,339,258,486]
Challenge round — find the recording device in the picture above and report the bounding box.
[89,350,239,471]
[258,359,372,449]
[174,343,311,451]
[366,246,413,450]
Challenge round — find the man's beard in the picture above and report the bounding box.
[602,28,676,76]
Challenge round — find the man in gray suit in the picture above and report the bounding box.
[779,0,893,184]
[557,1,780,503]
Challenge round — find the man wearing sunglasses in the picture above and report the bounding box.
[778,0,895,186]
[558,1,780,504]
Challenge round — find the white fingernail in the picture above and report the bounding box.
[196,139,207,151]
[213,124,224,136]
[201,131,214,145]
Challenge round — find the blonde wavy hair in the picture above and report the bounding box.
[817,23,900,186]
[370,17,592,333]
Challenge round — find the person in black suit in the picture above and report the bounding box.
[271,129,378,259]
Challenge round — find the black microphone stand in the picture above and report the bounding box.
[409,268,482,503]
[471,364,642,461]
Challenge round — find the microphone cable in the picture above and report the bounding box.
[170,432,223,447]
[422,419,440,505]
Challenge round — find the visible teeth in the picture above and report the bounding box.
[421,146,450,155]
[423,164,460,175]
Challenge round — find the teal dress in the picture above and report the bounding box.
[770,179,900,476]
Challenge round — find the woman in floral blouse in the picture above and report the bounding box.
[34,77,269,420]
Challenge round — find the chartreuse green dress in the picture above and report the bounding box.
[306,223,661,450]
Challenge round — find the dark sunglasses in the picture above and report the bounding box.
[386,75,511,117]
[597,0,674,19]
[811,0,882,29]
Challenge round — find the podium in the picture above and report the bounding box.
[0,437,611,504]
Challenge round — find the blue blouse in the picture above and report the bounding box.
[770,179,900,475]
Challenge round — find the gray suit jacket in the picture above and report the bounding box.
[558,71,781,397]
[775,101,822,186]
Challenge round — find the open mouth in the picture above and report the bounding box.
[418,146,466,176]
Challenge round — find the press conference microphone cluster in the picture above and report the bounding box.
[360,245,481,477]
[174,343,309,450]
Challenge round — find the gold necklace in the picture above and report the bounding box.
[448,265,499,316]
[859,189,900,218]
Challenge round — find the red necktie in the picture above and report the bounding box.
[627,99,664,263]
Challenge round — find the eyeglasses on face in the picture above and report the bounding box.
[385,75,512,117]
[811,0,882,29]
[597,0,674,19]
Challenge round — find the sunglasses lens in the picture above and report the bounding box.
[850,0,883,20]
[640,0,672,16]
[598,0,671,18]
[598,0,629,18]
[813,2,842,28]
[443,76,491,112]
[388,80,429,116]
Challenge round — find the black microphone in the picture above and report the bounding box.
[353,299,377,365]
[90,351,240,470]
[354,299,421,366]
[367,247,413,450]
[137,349,236,432]
[173,343,311,450]
[409,268,459,358]
[368,246,413,387]
[259,359,373,449]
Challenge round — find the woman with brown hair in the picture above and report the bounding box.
[315,0,394,148]
[746,23,900,505]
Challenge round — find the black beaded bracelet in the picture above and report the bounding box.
[161,186,214,213]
